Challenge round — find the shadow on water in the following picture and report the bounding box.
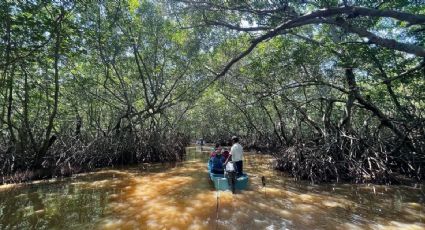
[0,146,424,229]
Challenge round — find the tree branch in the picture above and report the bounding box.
[325,18,425,57]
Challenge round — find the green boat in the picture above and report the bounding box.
[207,161,249,192]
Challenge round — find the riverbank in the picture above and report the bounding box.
[0,134,189,185]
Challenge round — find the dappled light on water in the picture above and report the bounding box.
[0,146,424,229]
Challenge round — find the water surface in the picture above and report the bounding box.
[0,146,424,229]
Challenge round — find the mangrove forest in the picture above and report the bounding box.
[0,0,424,229]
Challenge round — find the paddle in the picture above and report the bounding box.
[261,176,266,197]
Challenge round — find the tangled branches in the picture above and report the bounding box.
[0,131,190,184]
[273,130,425,184]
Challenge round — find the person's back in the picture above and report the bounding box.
[230,136,244,176]
[230,143,243,161]
[211,154,224,173]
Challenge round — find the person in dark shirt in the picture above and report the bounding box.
[211,150,225,174]
[222,148,230,161]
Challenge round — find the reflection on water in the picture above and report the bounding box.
[0,146,424,229]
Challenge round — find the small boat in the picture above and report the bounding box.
[207,161,249,191]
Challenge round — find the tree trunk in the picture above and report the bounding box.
[322,99,335,136]
[7,66,16,143]
[345,68,417,152]
[22,67,36,152]
[35,10,64,167]
[260,101,284,146]
[340,73,356,132]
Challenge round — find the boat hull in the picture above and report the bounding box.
[208,162,249,191]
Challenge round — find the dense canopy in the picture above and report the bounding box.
[1,0,424,183]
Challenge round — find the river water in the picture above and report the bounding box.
[0,146,424,229]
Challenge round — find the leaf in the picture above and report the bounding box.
[128,0,140,15]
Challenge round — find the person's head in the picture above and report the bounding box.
[215,146,222,153]
[216,147,222,155]
[215,143,220,149]
[232,136,239,143]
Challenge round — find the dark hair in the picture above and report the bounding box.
[215,143,220,148]
[232,136,239,143]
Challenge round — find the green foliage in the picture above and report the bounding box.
[1,0,424,182]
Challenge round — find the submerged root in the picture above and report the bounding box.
[0,131,190,184]
[273,133,425,184]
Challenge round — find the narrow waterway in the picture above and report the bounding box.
[0,146,424,229]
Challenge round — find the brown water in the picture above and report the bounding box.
[0,146,424,229]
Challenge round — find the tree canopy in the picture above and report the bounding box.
[1,0,424,183]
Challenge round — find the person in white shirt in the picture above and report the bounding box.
[225,136,244,176]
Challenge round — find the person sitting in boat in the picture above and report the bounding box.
[221,148,230,161]
[210,143,221,158]
[211,149,225,174]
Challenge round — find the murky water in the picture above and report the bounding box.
[0,146,424,229]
